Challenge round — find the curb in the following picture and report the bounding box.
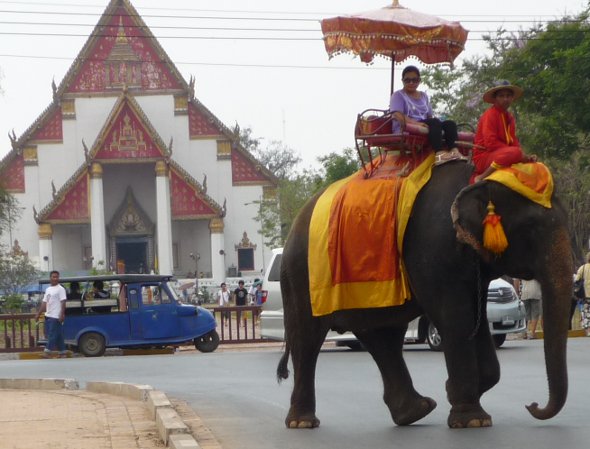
[0,378,201,448]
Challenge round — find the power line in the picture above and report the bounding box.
[0,53,392,70]
[1,20,588,34]
[0,21,320,32]
[0,8,586,23]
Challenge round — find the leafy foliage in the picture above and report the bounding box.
[0,245,39,299]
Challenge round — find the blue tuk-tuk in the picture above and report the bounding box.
[38,274,219,356]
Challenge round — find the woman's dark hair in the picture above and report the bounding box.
[402,65,420,79]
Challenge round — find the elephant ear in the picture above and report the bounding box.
[451,182,493,257]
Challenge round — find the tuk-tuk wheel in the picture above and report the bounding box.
[79,331,106,357]
[195,330,220,353]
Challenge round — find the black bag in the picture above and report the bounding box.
[574,279,585,300]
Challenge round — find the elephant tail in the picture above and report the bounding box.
[276,341,291,383]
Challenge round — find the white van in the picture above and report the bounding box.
[260,248,357,346]
[260,248,525,350]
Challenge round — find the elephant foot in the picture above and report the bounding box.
[285,410,320,429]
[392,396,437,426]
[447,404,492,428]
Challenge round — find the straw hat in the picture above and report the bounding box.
[483,80,524,104]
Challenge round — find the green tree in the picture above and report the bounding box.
[317,147,359,186]
[0,245,39,301]
[0,188,20,241]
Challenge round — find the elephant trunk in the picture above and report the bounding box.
[526,228,571,420]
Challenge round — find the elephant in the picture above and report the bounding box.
[277,159,572,429]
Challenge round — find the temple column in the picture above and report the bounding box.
[90,162,106,268]
[37,223,53,272]
[155,161,173,275]
[209,218,225,284]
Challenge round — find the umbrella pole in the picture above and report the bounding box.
[390,54,396,95]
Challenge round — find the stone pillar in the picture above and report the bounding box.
[209,218,225,284]
[37,223,53,272]
[155,161,173,275]
[89,162,106,269]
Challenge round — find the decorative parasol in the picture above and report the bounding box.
[321,0,468,92]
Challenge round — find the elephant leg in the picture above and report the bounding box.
[355,326,437,426]
[442,331,494,428]
[475,327,500,396]
[285,323,327,429]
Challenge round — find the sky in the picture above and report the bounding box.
[0,0,588,169]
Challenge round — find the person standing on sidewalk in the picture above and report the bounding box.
[515,278,542,339]
[35,270,68,358]
[574,252,590,336]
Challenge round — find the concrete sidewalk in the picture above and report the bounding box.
[0,378,220,449]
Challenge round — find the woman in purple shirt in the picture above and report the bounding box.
[390,66,463,165]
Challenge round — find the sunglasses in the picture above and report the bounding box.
[403,77,420,84]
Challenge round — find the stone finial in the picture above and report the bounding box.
[33,206,39,224]
[168,137,173,156]
[82,139,90,164]
[221,198,227,217]
[51,180,57,199]
[188,75,195,99]
[9,129,17,150]
[202,173,207,194]
[51,78,58,103]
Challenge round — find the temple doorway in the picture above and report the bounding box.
[116,237,148,273]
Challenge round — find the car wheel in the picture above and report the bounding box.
[427,323,443,351]
[493,334,506,348]
[79,332,106,357]
[195,330,220,353]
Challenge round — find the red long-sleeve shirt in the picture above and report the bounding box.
[474,105,520,150]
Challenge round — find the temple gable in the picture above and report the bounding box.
[92,95,169,161]
[42,170,90,223]
[66,4,182,93]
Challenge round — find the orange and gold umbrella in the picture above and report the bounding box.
[321,0,468,91]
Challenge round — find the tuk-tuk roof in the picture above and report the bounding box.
[38,274,175,284]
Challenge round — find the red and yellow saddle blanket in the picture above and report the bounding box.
[308,152,434,316]
[487,162,553,208]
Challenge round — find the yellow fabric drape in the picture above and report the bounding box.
[308,153,434,316]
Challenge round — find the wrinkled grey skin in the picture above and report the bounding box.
[277,160,571,429]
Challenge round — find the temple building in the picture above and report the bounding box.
[0,0,278,283]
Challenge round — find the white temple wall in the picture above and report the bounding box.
[74,96,118,151]
[51,224,86,272]
[12,164,42,260]
[225,184,268,274]
[185,139,220,195]
[135,95,175,146]
[36,143,76,207]
[172,220,211,278]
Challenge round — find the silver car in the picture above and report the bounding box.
[260,249,526,350]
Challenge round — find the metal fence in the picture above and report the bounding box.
[211,305,264,344]
[0,314,44,352]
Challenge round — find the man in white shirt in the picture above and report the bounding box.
[35,270,68,358]
[216,283,231,325]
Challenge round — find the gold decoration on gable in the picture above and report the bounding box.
[174,95,188,115]
[104,17,142,90]
[90,162,103,178]
[209,217,224,234]
[61,99,76,119]
[109,113,147,152]
[37,223,53,239]
[23,145,38,166]
[217,140,232,160]
[155,160,168,177]
[234,231,257,250]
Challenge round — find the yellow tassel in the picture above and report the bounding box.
[482,201,508,255]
